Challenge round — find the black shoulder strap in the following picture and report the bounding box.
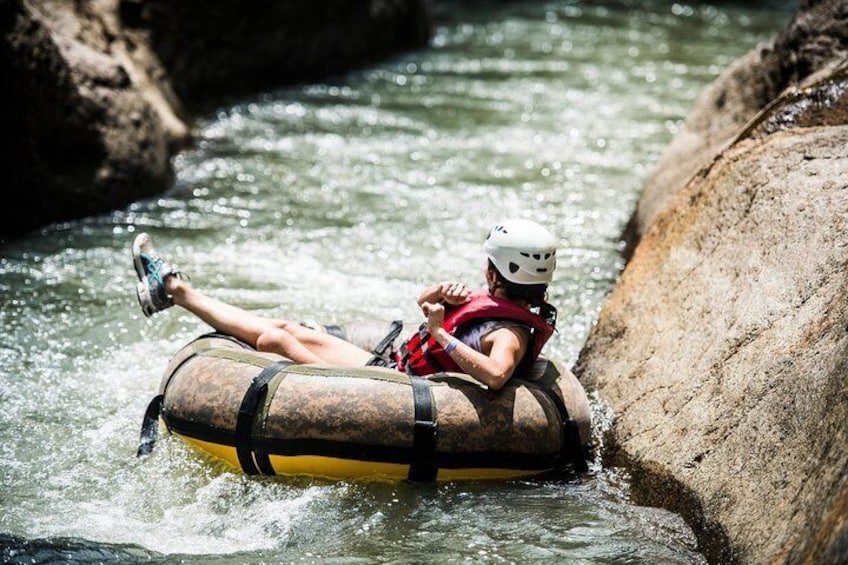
[235,359,293,475]
[540,302,558,329]
[373,320,403,357]
[407,376,439,482]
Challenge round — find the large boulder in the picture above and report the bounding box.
[575,2,848,563]
[1,0,186,240]
[1,0,432,240]
[628,0,848,245]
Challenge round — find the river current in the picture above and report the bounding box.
[1,1,795,563]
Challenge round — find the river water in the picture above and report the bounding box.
[1,1,795,563]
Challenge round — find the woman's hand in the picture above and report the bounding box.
[418,302,528,390]
[438,281,469,305]
[420,301,446,335]
[416,281,470,307]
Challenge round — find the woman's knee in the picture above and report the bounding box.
[258,322,323,353]
[268,319,298,332]
[274,321,316,341]
[256,327,293,353]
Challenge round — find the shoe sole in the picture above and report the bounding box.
[136,280,154,318]
[132,233,151,282]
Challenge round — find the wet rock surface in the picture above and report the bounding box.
[576,1,848,562]
[629,0,848,243]
[579,123,848,564]
[1,0,431,239]
[2,0,181,239]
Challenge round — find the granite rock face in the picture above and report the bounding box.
[629,0,848,243]
[1,0,431,240]
[575,1,848,562]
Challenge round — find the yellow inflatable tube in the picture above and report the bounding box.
[138,331,592,482]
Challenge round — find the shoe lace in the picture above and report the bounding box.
[142,253,189,285]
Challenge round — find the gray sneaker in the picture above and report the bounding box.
[132,233,187,317]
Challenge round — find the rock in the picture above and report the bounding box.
[1,0,182,239]
[579,121,848,563]
[124,0,433,109]
[1,0,432,240]
[575,2,848,562]
[628,0,848,248]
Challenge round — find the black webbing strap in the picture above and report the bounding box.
[538,385,588,474]
[563,418,588,473]
[136,333,257,459]
[373,320,403,357]
[136,336,230,458]
[323,324,346,340]
[407,376,439,482]
[235,359,292,475]
[137,394,164,457]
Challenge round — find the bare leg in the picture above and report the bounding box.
[166,276,372,366]
[263,322,374,366]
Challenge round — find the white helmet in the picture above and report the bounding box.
[484,219,557,285]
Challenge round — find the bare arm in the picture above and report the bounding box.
[421,302,529,390]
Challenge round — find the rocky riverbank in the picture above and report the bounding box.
[576,1,848,563]
[5,1,846,562]
[1,0,431,240]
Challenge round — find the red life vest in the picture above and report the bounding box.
[397,289,556,377]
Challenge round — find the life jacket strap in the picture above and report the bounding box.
[372,320,403,358]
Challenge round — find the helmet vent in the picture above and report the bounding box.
[509,262,520,274]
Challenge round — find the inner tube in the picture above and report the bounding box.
[139,328,592,482]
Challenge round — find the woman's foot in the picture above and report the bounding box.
[132,233,187,317]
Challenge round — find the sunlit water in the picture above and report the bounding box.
[1,1,795,562]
